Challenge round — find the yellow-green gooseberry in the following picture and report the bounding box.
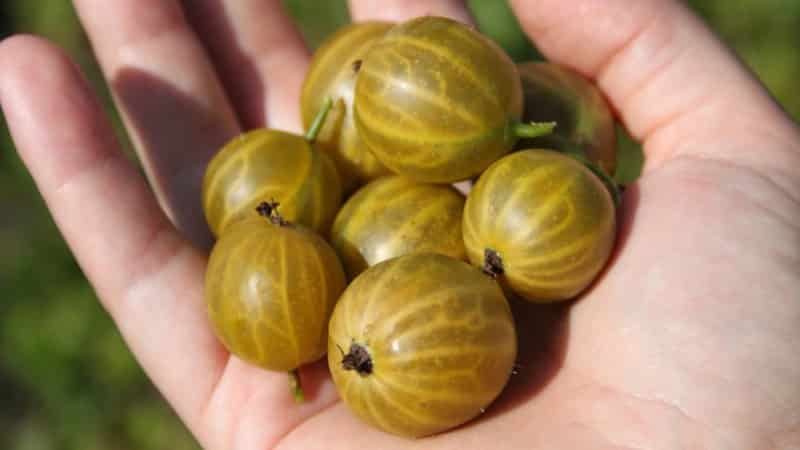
[354,16,554,183]
[330,176,466,279]
[301,21,394,193]
[205,202,346,401]
[516,62,617,176]
[202,101,341,237]
[463,150,617,302]
[328,253,517,438]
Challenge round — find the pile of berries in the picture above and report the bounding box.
[203,16,619,438]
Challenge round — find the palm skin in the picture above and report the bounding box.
[1,0,799,449]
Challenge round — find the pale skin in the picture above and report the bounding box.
[1,0,799,448]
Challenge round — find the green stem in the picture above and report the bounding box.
[288,369,304,403]
[512,121,557,139]
[305,97,334,142]
[568,153,622,209]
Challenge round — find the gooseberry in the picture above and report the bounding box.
[328,253,517,437]
[205,202,346,400]
[330,176,466,279]
[202,102,341,236]
[353,16,554,183]
[301,21,394,192]
[463,150,616,302]
[516,62,617,176]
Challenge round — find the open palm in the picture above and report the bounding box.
[2,1,799,448]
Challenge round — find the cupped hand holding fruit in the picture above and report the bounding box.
[2,1,800,449]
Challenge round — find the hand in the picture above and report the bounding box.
[2,1,798,448]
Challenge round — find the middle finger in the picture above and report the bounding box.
[349,0,473,24]
[184,0,311,133]
[74,0,241,247]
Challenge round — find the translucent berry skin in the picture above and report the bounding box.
[202,129,341,237]
[328,253,517,438]
[206,217,346,371]
[354,16,523,183]
[516,62,617,176]
[330,176,466,279]
[301,21,393,193]
[463,150,616,302]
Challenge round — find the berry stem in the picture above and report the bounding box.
[512,121,557,139]
[288,369,304,404]
[305,97,334,143]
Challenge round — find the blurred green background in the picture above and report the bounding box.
[0,1,798,449]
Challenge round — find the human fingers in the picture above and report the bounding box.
[0,35,227,447]
[73,0,241,247]
[510,0,800,184]
[349,0,473,24]
[183,0,310,132]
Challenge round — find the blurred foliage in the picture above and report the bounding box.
[0,1,798,449]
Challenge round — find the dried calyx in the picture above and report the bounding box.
[341,342,373,376]
[256,201,290,226]
[482,248,504,278]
